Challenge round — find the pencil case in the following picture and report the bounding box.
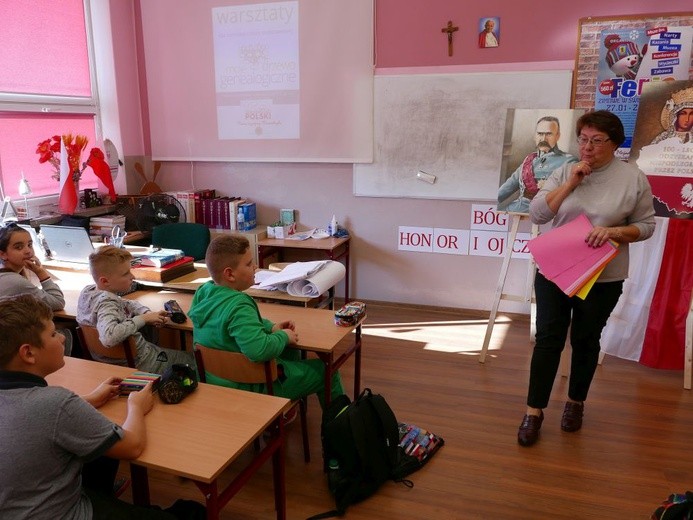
[334,301,366,327]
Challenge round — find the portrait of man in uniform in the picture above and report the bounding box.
[497,109,583,214]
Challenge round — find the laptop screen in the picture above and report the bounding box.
[40,225,95,264]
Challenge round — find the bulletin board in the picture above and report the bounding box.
[571,12,693,110]
[353,70,573,200]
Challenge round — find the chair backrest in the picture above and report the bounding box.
[76,325,137,368]
[151,222,211,261]
[194,344,277,391]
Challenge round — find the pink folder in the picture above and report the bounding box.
[528,214,619,296]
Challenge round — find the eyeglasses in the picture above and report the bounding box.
[577,136,611,147]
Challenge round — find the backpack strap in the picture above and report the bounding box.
[366,393,400,469]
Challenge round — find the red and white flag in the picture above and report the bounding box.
[58,137,77,214]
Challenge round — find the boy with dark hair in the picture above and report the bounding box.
[0,294,185,519]
[77,245,195,374]
[189,235,344,407]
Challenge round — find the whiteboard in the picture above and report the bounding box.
[353,70,573,200]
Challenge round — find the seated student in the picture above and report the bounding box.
[0,222,65,310]
[0,294,196,519]
[77,245,195,374]
[0,222,73,355]
[189,235,344,407]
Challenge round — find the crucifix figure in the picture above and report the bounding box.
[441,20,459,57]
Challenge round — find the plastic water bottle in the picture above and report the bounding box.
[327,458,342,494]
[237,208,245,231]
[328,214,338,237]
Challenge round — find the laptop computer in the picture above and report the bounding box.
[18,224,47,259]
[40,225,95,264]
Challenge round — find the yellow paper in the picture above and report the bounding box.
[574,266,606,300]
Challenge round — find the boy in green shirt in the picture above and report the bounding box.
[189,235,344,407]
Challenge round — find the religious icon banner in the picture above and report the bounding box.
[630,79,693,218]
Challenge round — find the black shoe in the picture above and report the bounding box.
[561,401,584,432]
[517,410,544,447]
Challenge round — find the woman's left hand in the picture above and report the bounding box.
[585,226,613,248]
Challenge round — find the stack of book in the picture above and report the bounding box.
[89,215,126,242]
[131,248,195,283]
[528,214,620,299]
[166,190,257,231]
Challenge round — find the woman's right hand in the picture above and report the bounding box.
[568,161,592,189]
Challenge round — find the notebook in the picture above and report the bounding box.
[40,225,95,264]
[18,224,47,259]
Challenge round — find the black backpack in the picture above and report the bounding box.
[308,388,442,519]
[651,492,693,519]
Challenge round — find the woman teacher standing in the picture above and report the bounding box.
[517,110,655,447]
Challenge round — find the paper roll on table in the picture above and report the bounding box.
[286,261,346,297]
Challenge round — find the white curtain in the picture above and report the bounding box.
[601,216,669,361]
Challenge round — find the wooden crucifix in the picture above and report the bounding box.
[441,20,459,56]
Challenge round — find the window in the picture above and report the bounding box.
[0,0,100,203]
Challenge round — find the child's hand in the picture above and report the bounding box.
[127,381,155,415]
[143,310,168,327]
[23,256,49,278]
[84,376,122,408]
[284,329,299,344]
[272,320,295,332]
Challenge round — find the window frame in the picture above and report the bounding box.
[0,0,103,211]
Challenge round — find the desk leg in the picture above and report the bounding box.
[327,243,350,303]
[323,353,334,407]
[354,324,362,397]
[130,464,150,506]
[192,418,285,520]
[271,418,287,520]
[344,242,350,303]
[203,481,220,520]
[258,245,279,269]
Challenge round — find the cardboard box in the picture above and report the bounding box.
[269,224,292,239]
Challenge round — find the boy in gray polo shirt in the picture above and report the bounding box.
[0,295,189,519]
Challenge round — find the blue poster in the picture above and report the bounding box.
[595,26,693,160]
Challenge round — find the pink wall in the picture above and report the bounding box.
[376,0,693,68]
[111,1,693,310]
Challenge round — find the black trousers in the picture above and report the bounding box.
[526,271,623,409]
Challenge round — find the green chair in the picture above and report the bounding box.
[151,222,211,261]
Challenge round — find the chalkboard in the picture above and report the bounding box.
[353,70,573,200]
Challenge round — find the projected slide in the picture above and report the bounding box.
[212,1,299,140]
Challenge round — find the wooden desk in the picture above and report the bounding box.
[256,236,351,303]
[130,291,363,406]
[141,264,335,309]
[46,357,290,520]
[55,288,363,406]
[46,262,336,309]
